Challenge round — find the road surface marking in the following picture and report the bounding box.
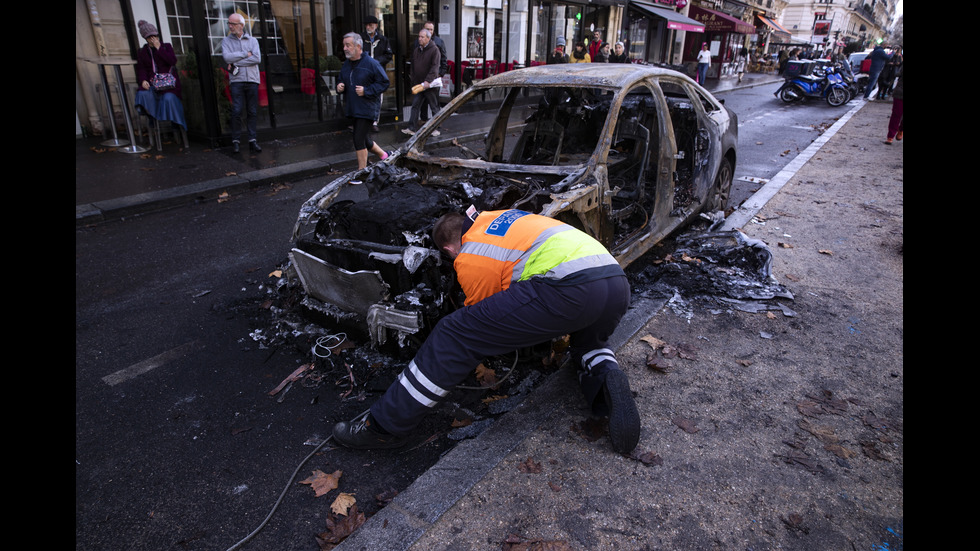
[102,340,201,386]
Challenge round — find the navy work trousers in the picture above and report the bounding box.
[371,275,631,436]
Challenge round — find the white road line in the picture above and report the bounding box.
[722,100,867,232]
[102,340,201,386]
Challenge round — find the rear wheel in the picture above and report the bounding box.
[827,87,849,107]
[778,85,800,103]
[706,157,732,213]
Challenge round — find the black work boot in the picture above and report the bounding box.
[602,369,641,454]
[332,413,408,450]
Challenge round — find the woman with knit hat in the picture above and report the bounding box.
[134,20,187,146]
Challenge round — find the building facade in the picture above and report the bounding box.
[75,0,892,145]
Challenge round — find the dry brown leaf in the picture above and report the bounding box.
[330,493,356,516]
[517,457,543,474]
[672,416,698,433]
[640,334,667,350]
[315,504,366,549]
[818,249,834,255]
[268,269,283,278]
[778,242,793,248]
[481,394,507,404]
[300,469,342,497]
[475,363,498,386]
[217,191,231,203]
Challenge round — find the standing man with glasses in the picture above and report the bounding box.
[222,13,262,153]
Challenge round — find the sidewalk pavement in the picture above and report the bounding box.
[333,97,902,551]
[75,72,782,226]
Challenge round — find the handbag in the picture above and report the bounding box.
[149,50,176,92]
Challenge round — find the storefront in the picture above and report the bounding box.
[682,4,754,79]
[77,0,637,146]
[627,0,703,66]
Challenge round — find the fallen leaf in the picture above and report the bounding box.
[824,442,856,459]
[475,363,498,386]
[778,242,793,248]
[225,171,238,176]
[548,481,561,492]
[481,394,507,404]
[672,416,698,433]
[451,417,473,428]
[300,469,342,497]
[315,504,366,549]
[631,450,663,466]
[517,457,542,474]
[818,249,834,255]
[375,489,398,506]
[217,191,231,203]
[736,359,754,367]
[640,334,667,350]
[330,493,356,516]
[785,274,800,282]
[645,355,669,373]
[269,269,283,278]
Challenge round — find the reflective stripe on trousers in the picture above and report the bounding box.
[370,275,630,435]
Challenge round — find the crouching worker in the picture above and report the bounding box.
[332,208,641,454]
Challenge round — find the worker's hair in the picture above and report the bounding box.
[432,212,465,250]
[344,32,363,48]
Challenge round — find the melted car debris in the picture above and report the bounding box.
[628,222,796,317]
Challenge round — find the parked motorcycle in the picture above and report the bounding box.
[775,62,850,107]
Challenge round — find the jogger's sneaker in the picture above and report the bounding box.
[602,370,640,454]
[332,413,408,450]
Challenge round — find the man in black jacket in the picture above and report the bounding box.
[360,16,393,131]
[419,21,448,132]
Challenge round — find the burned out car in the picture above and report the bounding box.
[288,64,737,350]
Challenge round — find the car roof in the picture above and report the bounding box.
[471,63,695,89]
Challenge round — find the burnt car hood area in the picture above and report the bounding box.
[287,65,739,351]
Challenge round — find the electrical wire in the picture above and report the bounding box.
[312,333,347,358]
[223,408,369,551]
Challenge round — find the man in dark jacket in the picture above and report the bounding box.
[360,16,393,131]
[418,21,448,131]
[863,45,890,99]
[405,28,441,135]
[337,33,390,168]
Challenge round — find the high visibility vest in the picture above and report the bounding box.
[455,210,620,305]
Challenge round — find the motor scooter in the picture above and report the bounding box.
[774,63,850,106]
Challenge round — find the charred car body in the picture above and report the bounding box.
[288,64,738,351]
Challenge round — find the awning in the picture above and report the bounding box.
[757,15,791,42]
[631,1,706,33]
[689,5,755,35]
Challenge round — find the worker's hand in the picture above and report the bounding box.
[355,85,365,96]
[422,81,430,90]
[337,82,345,93]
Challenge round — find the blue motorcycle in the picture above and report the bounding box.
[775,64,850,107]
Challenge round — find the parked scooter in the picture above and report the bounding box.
[775,60,850,107]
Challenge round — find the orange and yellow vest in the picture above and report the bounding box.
[455,210,622,305]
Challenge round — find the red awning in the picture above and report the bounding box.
[757,15,791,42]
[689,5,755,35]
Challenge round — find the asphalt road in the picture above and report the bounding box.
[75,84,862,551]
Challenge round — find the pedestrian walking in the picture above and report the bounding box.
[336,33,390,169]
[697,43,711,84]
[885,64,903,145]
[418,21,448,133]
[404,28,440,135]
[863,44,889,99]
[332,208,642,455]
